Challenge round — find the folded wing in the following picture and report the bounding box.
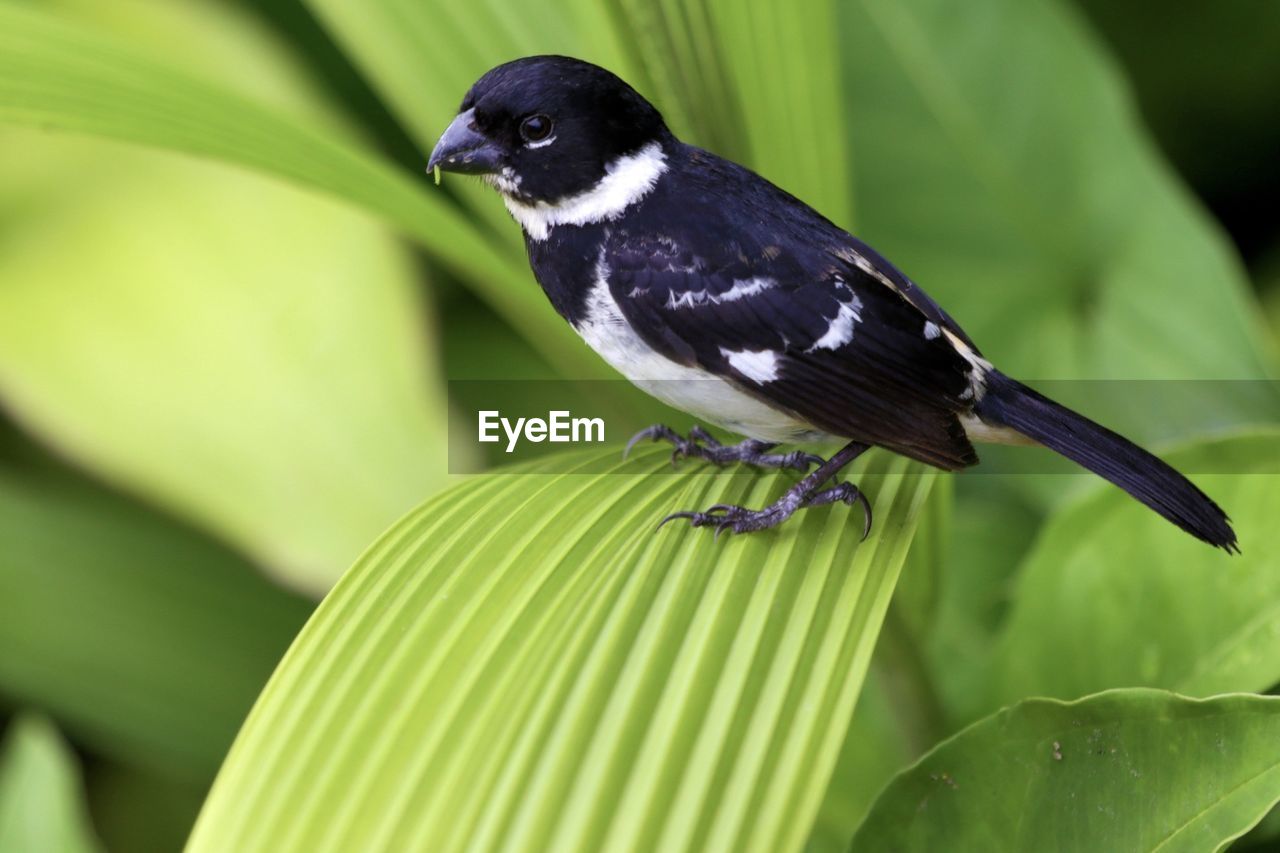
[607,228,982,469]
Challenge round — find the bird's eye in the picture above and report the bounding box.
[520,114,554,144]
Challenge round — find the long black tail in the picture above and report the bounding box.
[974,371,1237,552]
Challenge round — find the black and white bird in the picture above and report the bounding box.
[428,55,1236,550]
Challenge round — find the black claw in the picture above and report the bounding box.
[624,424,678,460]
[807,482,874,539]
[836,484,873,540]
[855,491,873,540]
[656,510,694,530]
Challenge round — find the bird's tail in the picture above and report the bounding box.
[973,371,1237,552]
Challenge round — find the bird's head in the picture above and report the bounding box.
[427,56,671,208]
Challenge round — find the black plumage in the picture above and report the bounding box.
[593,148,979,470]
[428,55,1237,550]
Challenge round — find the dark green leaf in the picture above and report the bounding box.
[853,690,1280,853]
[0,456,312,780]
[990,431,1280,710]
[839,0,1279,440]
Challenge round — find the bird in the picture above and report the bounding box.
[427,55,1237,551]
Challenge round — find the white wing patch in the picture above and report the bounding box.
[503,142,668,240]
[664,276,776,310]
[719,348,780,383]
[806,295,864,352]
[571,257,814,441]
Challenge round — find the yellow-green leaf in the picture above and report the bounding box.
[189,447,934,852]
[0,0,589,375]
[0,132,442,589]
[0,716,101,853]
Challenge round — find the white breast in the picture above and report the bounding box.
[573,267,824,443]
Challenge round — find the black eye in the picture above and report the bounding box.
[520,114,553,143]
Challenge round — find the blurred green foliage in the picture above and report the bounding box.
[0,715,101,852]
[0,0,1278,850]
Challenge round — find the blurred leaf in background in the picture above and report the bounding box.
[0,433,313,780]
[0,132,446,593]
[989,432,1280,711]
[835,0,1277,439]
[1074,0,1280,271]
[0,423,313,849]
[0,715,101,853]
[0,0,452,592]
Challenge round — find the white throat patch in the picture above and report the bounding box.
[502,142,668,241]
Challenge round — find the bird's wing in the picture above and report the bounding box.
[606,228,982,469]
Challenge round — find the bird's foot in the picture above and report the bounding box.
[660,480,872,539]
[624,424,822,472]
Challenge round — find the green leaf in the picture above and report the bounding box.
[304,0,618,149]
[0,715,101,853]
[0,446,312,780]
[852,690,1280,853]
[0,128,448,588]
[188,447,934,852]
[610,0,853,227]
[838,0,1279,438]
[1073,0,1280,197]
[810,483,957,847]
[701,0,854,228]
[302,0,638,241]
[80,761,205,853]
[605,0,741,155]
[808,668,924,852]
[926,478,1044,726]
[887,474,952,639]
[0,1,590,375]
[989,431,1280,711]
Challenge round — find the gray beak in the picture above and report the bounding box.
[427,108,503,176]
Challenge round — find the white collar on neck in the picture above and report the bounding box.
[503,142,668,241]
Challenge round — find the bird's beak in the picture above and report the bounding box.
[427,108,502,176]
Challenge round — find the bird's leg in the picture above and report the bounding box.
[624,424,822,472]
[660,441,873,537]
